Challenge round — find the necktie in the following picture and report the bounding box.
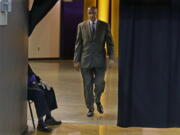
[92,22,96,36]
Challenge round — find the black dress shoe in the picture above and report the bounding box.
[87,109,94,117]
[37,123,52,133]
[96,103,104,114]
[45,117,62,126]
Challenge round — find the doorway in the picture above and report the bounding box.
[60,0,84,59]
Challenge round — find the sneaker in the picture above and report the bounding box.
[37,122,52,133]
[87,109,94,117]
[45,117,62,126]
[96,102,104,114]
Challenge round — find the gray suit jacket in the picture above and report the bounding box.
[74,20,114,68]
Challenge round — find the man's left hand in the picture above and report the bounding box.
[39,80,51,91]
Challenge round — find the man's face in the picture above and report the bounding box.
[88,8,97,22]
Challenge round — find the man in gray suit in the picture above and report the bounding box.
[74,6,114,117]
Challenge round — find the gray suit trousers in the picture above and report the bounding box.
[81,67,106,110]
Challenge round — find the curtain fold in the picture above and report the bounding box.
[118,0,180,127]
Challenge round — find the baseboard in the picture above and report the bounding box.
[28,57,60,60]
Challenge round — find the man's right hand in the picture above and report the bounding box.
[108,59,114,69]
[74,62,80,71]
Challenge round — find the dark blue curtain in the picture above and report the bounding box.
[118,0,180,127]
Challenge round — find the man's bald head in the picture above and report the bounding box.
[87,6,98,22]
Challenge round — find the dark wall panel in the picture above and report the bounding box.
[60,0,83,59]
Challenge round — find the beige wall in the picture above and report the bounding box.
[28,0,60,58]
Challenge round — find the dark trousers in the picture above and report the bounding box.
[81,67,106,110]
[28,83,58,118]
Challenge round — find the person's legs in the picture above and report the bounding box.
[28,86,49,119]
[44,87,58,111]
[28,85,52,132]
[43,88,62,125]
[94,67,106,113]
[81,68,95,116]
